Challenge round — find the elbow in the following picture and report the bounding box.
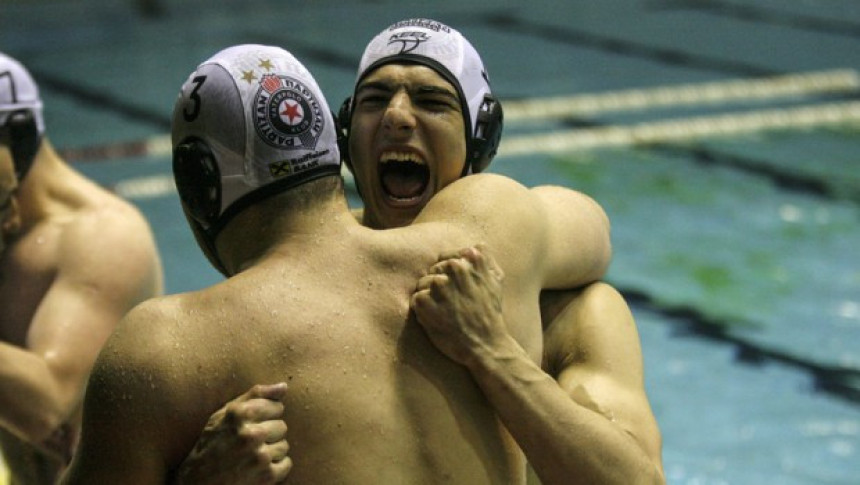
[596,203,612,279]
[13,406,75,459]
[582,193,612,282]
[583,227,612,283]
[27,412,66,442]
[645,466,666,485]
[593,237,612,281]
[632,457,665,485]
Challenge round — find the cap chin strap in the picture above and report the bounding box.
[199,163,343,277]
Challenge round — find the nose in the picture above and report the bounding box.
[381,90,416,136]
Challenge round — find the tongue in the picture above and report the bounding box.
[381,164,425,199]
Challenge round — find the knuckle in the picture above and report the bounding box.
[252,449,271,467]
[223,402,246,424]
[238,424,266,445]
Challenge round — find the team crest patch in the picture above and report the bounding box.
[254,74,324,150]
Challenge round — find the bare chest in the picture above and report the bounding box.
[0,228,60,344]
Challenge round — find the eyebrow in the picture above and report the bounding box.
[415,85,459,101]
[355,80,394,94]
[356,81,459,101]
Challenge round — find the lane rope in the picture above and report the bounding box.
[54,69,858,199]
[502,69,860,122]
[499,101,860,157]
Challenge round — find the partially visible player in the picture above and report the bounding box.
[0,52,164,484]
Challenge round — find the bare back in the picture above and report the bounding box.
[66,173,602,484]
[218,235,534,483]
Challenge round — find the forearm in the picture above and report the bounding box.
[0,341,72,445]
[465,339,662,485]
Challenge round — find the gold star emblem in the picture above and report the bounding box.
[241,70,257,84]
[259,59,274,71]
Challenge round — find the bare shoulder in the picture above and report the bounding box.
[96,295,178,369]
[55,192,163,297]
[78,293,212,468]
[91,290,226,420]
[83,295,182,426]
[416,173,541,229]
[530,184,608,222]
[434,173,530,206]
[65,192,157,253]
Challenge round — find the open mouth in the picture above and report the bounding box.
[378,152,429,203]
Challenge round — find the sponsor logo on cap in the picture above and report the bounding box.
[388,19,450,33]
[387,31,431,54]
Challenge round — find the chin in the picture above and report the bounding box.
[380,210,418,229]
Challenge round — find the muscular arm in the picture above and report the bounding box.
[0,210,161,458]
[536,283,664,484]
[413,250,663,485]
[61,299,201,485]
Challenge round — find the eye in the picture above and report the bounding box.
[356,92,389,110]
[416,96,456,112]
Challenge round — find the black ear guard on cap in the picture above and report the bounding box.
[335,101,362,198]
[173,138,222,230]
[2,109,41,180]
[335,93,503,178]
[335,100,353,173]
[468,93,503,175]
[172,137,229,276]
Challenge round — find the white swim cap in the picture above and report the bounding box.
[353,19,502,173]
[172,44,341,233]
[0,52,45,135]
[1,52,45,178]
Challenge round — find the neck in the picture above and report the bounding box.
[15,138,74,227]
[216,176,354,275]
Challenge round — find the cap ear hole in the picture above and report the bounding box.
[172,138,222,229]
[5,110,40,179]
[468,94,503,174]
[335,98,353,173]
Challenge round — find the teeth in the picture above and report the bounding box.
[380,151,424,164]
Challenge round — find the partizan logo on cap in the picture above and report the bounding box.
[254,74,324,151]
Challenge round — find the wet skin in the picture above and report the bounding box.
[349,64,468,229]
